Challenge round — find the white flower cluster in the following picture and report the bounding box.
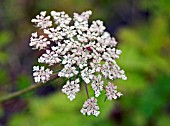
[91,75,104,97]
[29,32,50,50]
[30,10,127,116]
[62,79,80,101]
[33,66,53,83]
[31,11,52,29]
[106,82,123,100]
[80,97,100,116]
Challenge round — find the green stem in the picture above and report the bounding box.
[84,83,90,99]
[0,74,58,102]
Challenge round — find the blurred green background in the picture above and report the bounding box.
[0,0,170,126]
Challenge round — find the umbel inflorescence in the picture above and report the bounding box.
[29,10,127,116]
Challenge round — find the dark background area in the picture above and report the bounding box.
[0,0,170,126]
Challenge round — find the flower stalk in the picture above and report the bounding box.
[84,83,90,99]
[0,74,58,102]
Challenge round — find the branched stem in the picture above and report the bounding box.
[0,74,58,103]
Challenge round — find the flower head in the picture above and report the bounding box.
[33,66,53,83]
[31,11,52,29]
[62,79,80,101]
[51,11,71,25]
[105,82,123,100]
[58,64,78,78]
[81,97,100,116]
[81,67,94,84]
[38,49,61,66]
[30,10,127,116]
[29,32,50,50]
[91,75,104,97]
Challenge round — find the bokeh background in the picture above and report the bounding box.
[0,0,170,126]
